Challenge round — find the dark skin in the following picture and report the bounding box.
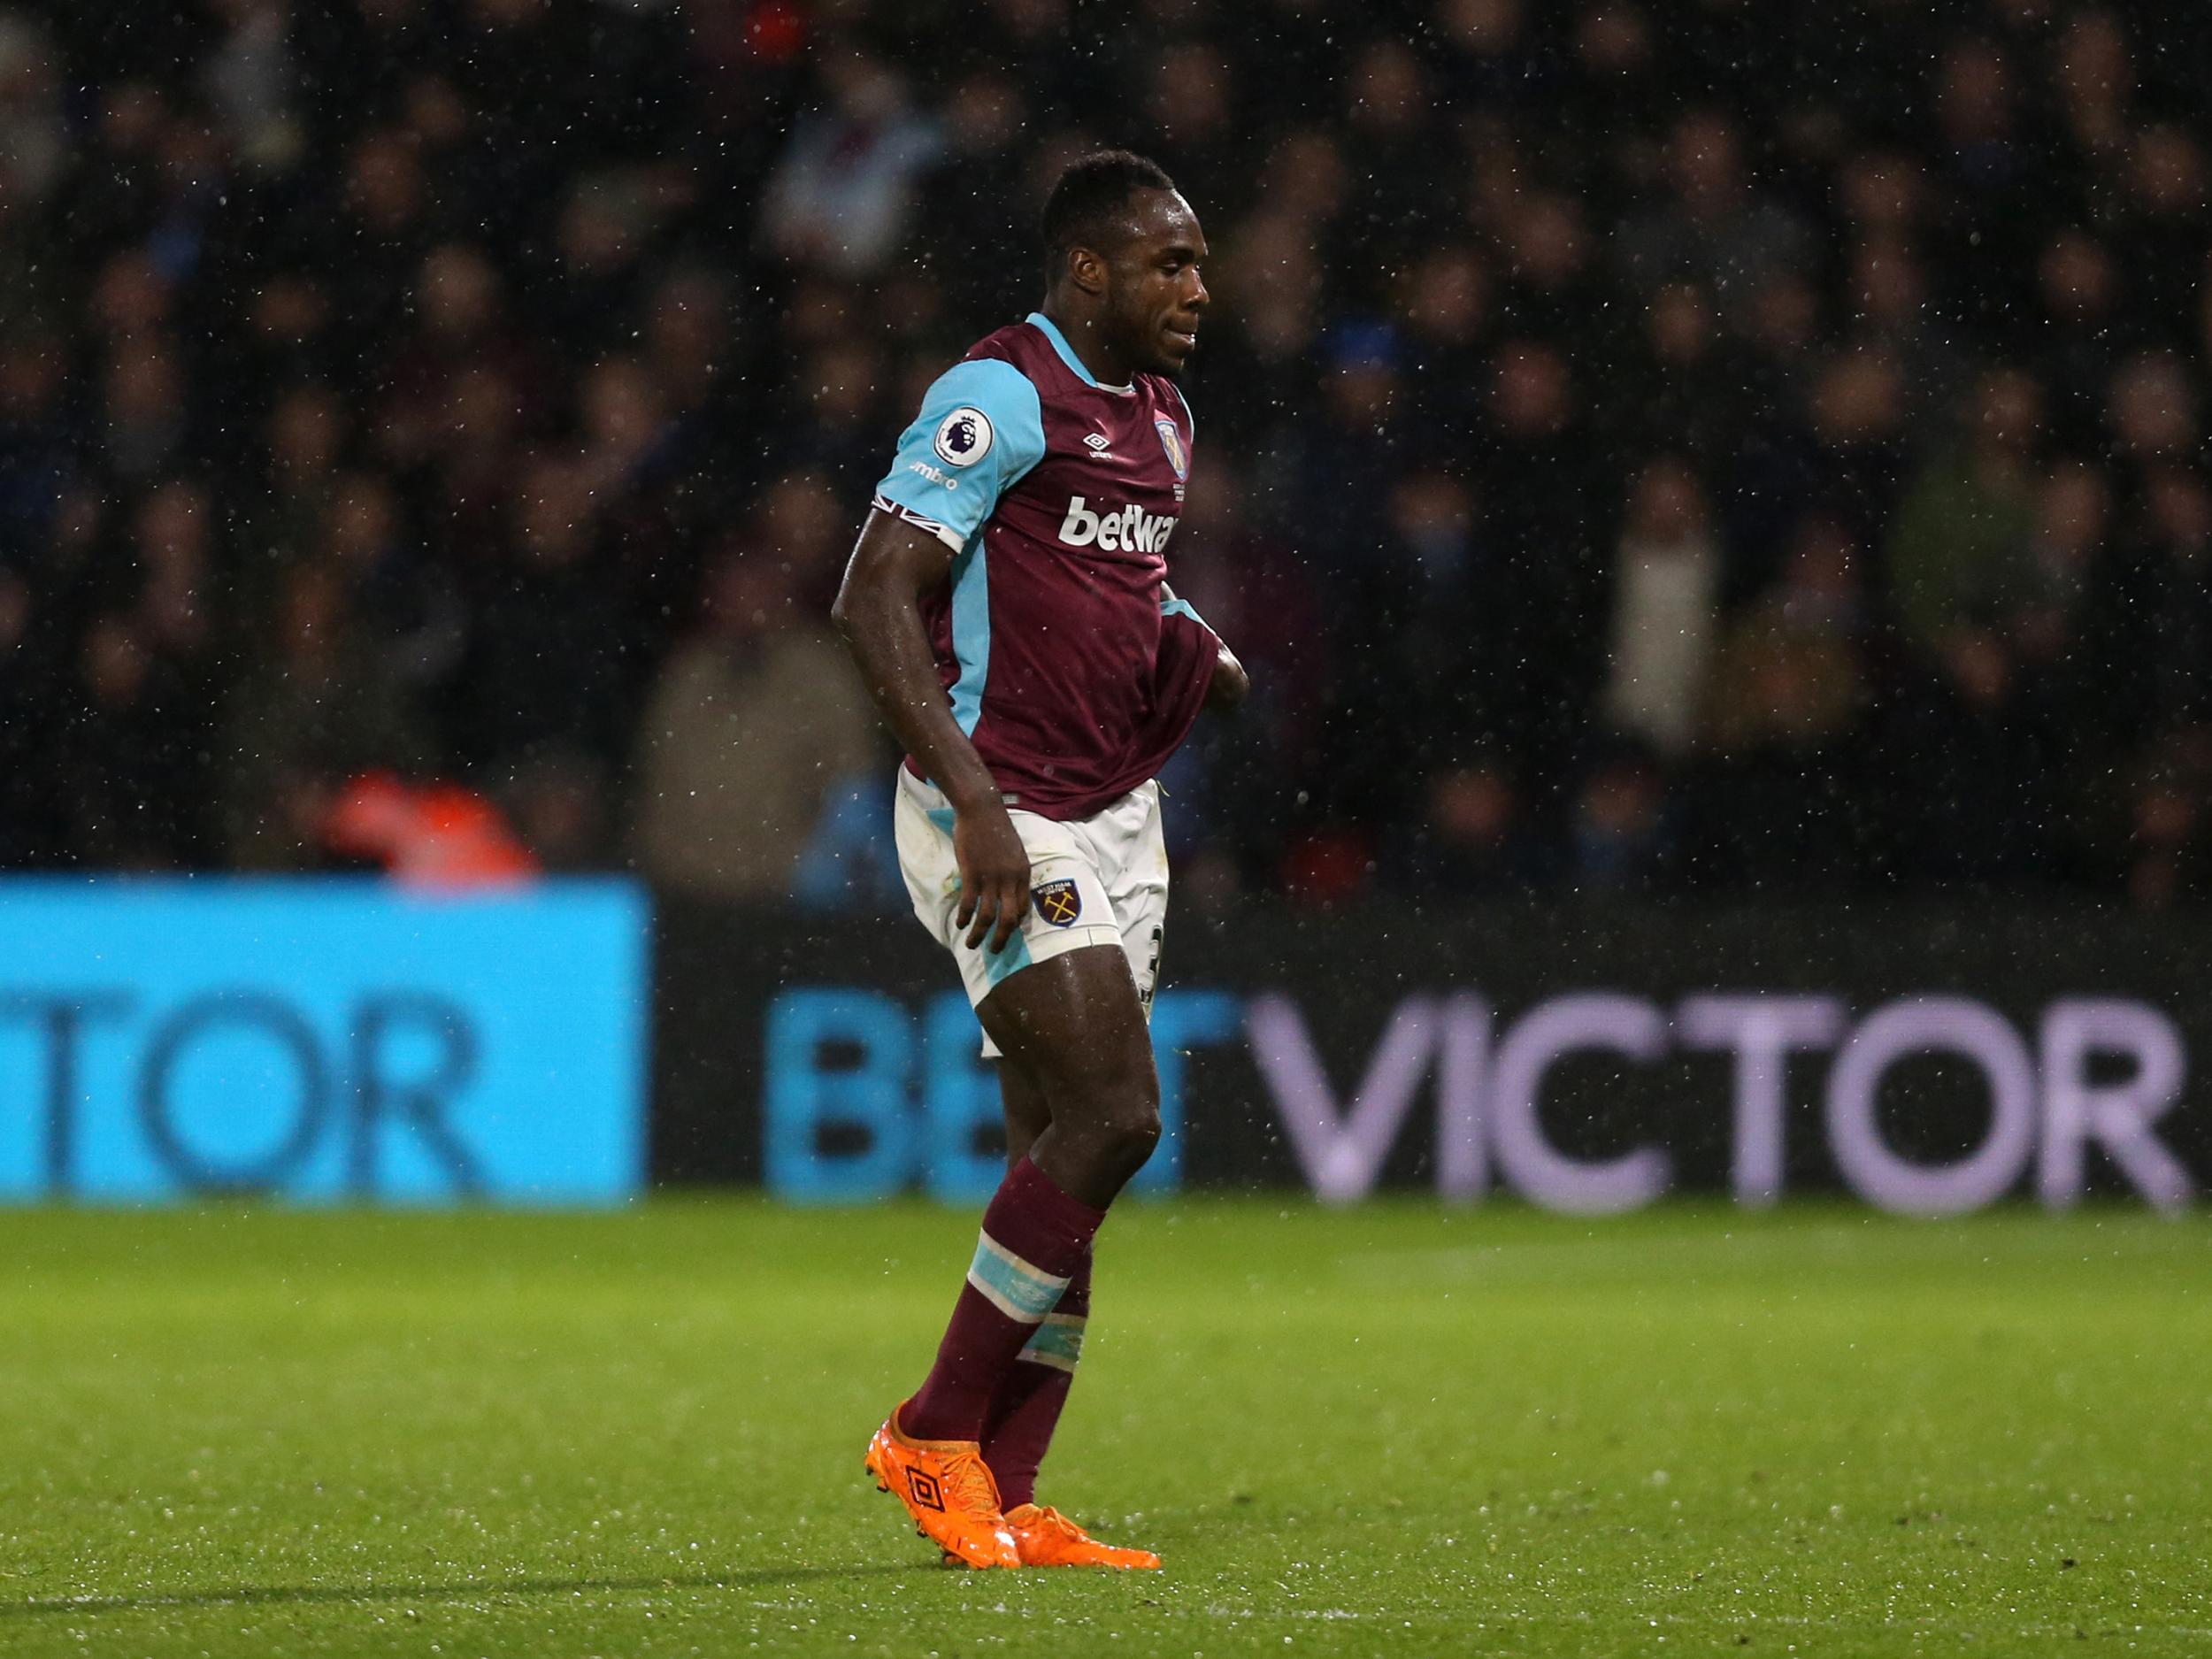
[832,187,1247,1208]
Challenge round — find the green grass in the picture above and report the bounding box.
[0,1202,2208,1657]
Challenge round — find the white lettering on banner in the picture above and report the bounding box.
[1240,989,2195,1210]
[2037,999,2192,1211]
[1057,495,1174,552]
[1245,994,1440,1205]
[1490,994,1672,1215]
[1678,995,1849,1208]
[1825,998,2041,1214]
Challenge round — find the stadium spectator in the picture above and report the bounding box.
[1886,366,2044,649]
[220,557,435,869]
[1384,757,1550,897]
[761,47,940,278]
[1688,518,1874,892]
[1566,739,1674,896]
[630,530,880,903]
[1599,457,1723,759]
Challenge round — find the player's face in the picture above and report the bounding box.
[1105,190,1210,377]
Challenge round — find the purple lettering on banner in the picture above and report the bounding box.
[1235,986,2194,1211]
[1826,996,2037,1215]
[1490,995,1671,1215]
[2037,999,2192,1212]
[1677,995,1847,1209]
[1436,995,1490,1202]
[1244,994,1439,1204]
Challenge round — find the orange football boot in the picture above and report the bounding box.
[864,1411,1020,1569]
[1003,1503,1162,1570]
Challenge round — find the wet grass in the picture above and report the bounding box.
[0,1199,2207,1656]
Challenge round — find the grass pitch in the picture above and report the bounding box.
[0,1201,2207,1657]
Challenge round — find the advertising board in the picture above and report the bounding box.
[0,879,649,1205]
[655,902,2212,1213]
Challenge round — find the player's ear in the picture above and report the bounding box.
[1066,243,1108,298]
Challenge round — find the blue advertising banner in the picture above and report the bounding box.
[0,879,649,1206]
[757,987,1241,1205]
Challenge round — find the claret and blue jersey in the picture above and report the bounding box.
[872,311,1220,821]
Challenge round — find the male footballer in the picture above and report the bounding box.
[833,150,1247,1570]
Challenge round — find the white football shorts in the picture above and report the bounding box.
[894,766,1168,1059]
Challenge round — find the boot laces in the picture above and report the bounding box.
[1028,1506,1083,1542]
[939,1448,1003,1517]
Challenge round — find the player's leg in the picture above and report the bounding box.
[869,777,1128,1567]
[960,948,1162,1569]
[901,945,1152,1444]
[981,1051,1089,1513]
[981,786,1166,1523]
[997,1049,1051,1166]
[987,782,1169,1568]
[977,943,1161,1206]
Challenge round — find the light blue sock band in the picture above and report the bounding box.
[965,1232,1071,1322]
[1017,1312,1086,1373]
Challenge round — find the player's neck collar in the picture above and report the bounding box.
[1027,311,1134,396]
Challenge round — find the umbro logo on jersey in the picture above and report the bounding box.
[1058,495,1177,554]
[1083,432,1111,452]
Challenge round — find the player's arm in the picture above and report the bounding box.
[833,512,1029,954]
[832,512,1028,950]
[841,356,1048,952]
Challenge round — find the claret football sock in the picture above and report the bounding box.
[903,1157,1105,1444]
[982,1247,1089,1510]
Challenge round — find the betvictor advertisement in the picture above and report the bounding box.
[0,880,649,1204]
[655,902,2212,1213]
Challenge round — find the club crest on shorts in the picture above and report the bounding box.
[1154,417,1188,480]
[1033,879,1082,927]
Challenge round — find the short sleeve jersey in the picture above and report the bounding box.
[872,311,1217,820]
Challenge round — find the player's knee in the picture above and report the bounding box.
[1093,1074,1162,1175]
[1107,1103,1162,1172]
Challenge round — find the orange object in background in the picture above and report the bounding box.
[323,771,540,889]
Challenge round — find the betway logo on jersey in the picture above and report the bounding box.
[1057,496,1177,554]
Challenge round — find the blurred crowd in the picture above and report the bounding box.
[5,0,2212,907]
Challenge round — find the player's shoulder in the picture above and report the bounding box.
[954,319,1063,397]
[963,319,1041,365]
[906,330,1047,474]
[925,327,1046,416]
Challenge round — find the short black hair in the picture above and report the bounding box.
[1041,150,1177,273]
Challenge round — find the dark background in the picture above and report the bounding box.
[8,0,2212,916]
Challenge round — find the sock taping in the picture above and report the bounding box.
[965,1233,1073,1323]
[1015,1311,1086,1373]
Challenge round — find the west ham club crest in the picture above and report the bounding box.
[1154,417,1188,481]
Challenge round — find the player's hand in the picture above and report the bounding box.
[954,803,1031,955]
[1207,641,1250,711]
